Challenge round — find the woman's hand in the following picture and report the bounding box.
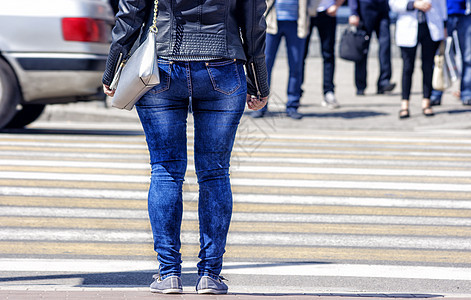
[326,4,339,17]
[414,0,432,12]
[103,84,115,97]
[349,15,360,27]
[246,94,268,110]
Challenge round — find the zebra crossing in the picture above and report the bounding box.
[0,123,471,291]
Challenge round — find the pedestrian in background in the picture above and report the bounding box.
[302,0,344,109]
[430,0,471,106]
[102,0,269,294]
[348,0,396,95]
[390,0,447,118]
[252,0,310,119]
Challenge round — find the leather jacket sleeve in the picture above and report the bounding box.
[238,0,270,98]
[102,0,151,86]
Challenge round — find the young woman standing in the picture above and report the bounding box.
[103,0,269,294]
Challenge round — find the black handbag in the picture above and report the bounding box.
[339,26,370,62]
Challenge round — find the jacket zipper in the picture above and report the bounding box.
[250,62,261,99]
[110,53,124,90]
[114,53,123,75]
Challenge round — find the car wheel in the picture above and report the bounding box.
[5,104,46,128]
[0,59,22,129]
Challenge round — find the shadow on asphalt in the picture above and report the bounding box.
[444,109,471,115]
[244,110,388,119]
[0,262,335,287]
[302,111,388,119]
[0,128,144,136]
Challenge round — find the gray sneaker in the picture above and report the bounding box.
[322,91,340,109]
[196,275,228,294]
[150,275,183,294]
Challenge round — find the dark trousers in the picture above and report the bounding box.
[356,1,392,91]
[303,11,337,94]
[400,23,440,100]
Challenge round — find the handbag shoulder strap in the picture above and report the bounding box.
[149,0,159,33]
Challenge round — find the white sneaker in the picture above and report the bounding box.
[322,91,340,109]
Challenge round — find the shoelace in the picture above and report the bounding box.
[152,274,161,281]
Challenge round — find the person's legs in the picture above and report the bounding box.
[284,21,307,113]
[316,11,336,94]
[355,2,376,93]
[431,17,457,105]
[354,51,369,93]
[430,89,443,105]
[420,23,441,100]
[190,59,247,280]
[399,46,416,118]
[456,15,471,103]
[418,23,439,116]
[258,29,283,114]
[400,46,416,100]
[376,10,393,91]
[135,60,190,280]
[301,16,316,85]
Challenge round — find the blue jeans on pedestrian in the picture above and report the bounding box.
[135,59,246,279]
[264,20,307,112]
[431,14,471,103]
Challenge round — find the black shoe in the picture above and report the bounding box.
[422,107,435,117]
[430,98,441,106]
[377,83,396,94]
[251,110,265,118]
[399,109,410,119]
[356,90,365,96]
[286,110,303,120]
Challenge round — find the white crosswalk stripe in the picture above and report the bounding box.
[1,127,471,282]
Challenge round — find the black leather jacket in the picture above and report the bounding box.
[103,0,269,98]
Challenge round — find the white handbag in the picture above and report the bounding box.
[432,41,451,91]
[109,0,160,110]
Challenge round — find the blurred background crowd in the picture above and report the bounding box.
[250,0,470,120]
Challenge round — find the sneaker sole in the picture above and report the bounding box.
[150,288,183,294]
[197,288,228,294]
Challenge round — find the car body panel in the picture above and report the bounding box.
[0,0,114,103]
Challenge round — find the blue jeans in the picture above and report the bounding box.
[303,11,337,95]
[355,1,392,91]
[135,59,246,279]
[264,20,307,112]
[431,14,471,103]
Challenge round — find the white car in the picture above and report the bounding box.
[0,0,114,128]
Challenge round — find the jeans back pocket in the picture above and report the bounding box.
[205,59,242,95]
[148,59,172,94]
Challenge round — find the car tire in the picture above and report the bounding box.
[5,104,46,128]
[0,59,22,129]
